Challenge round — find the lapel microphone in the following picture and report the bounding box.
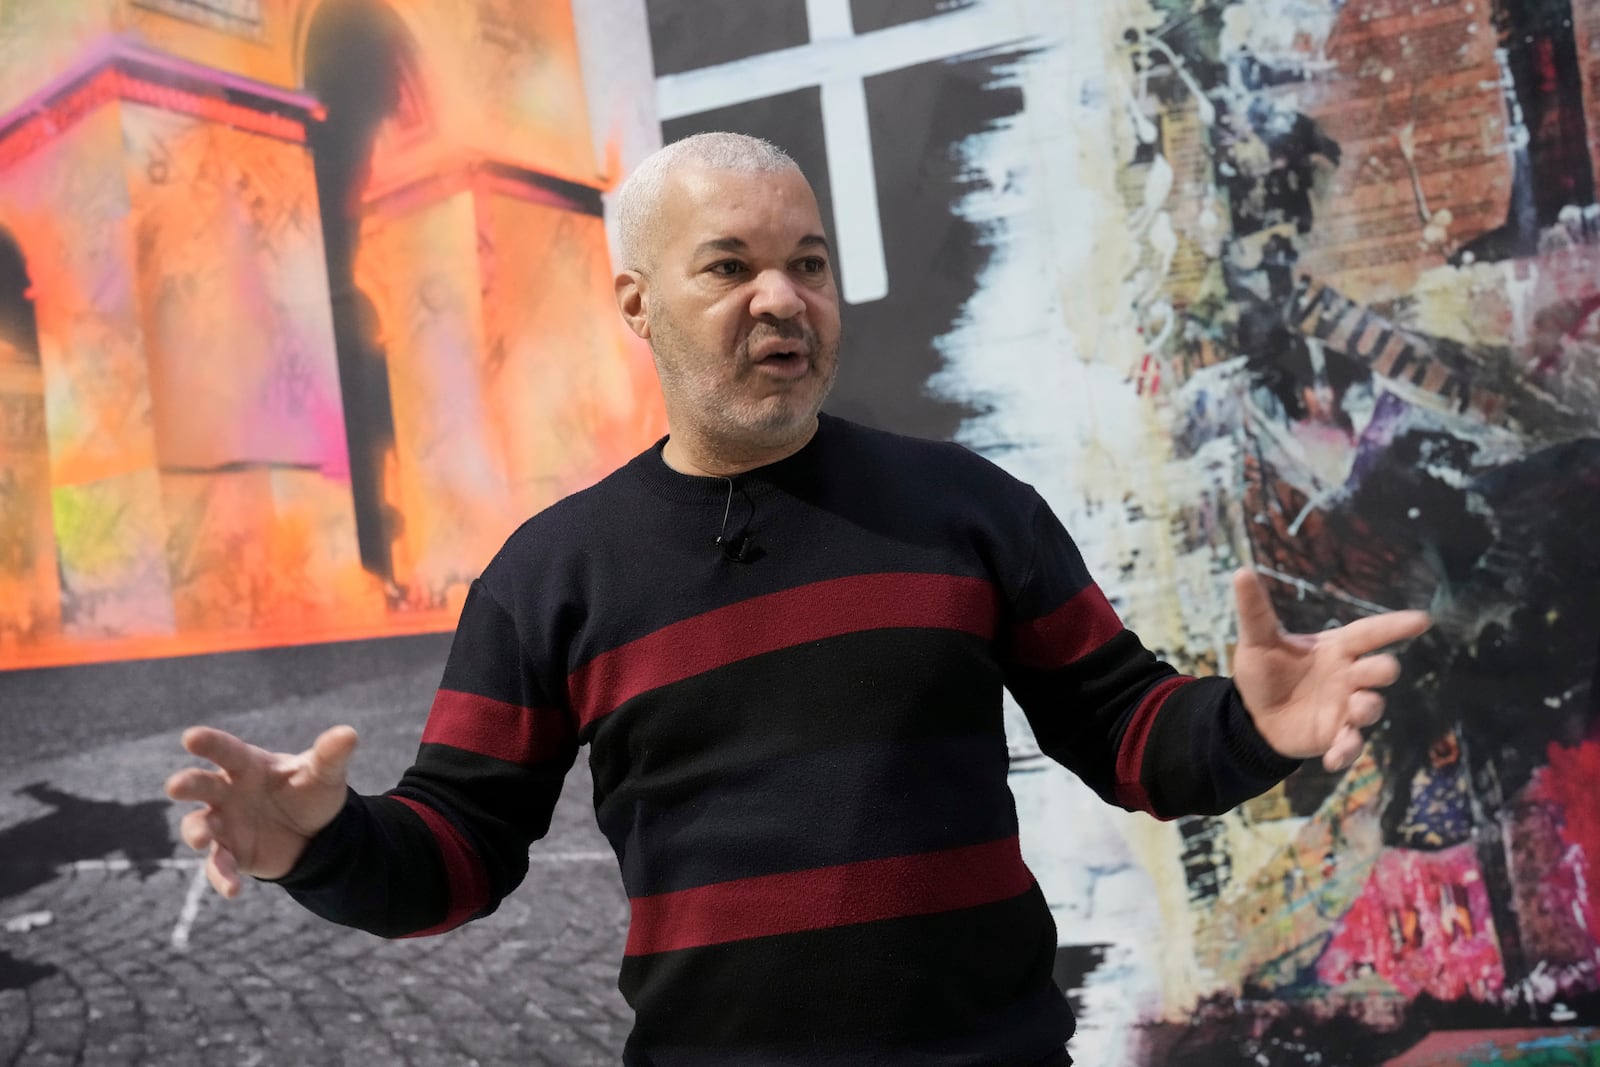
[714,477,759,563]
[719,533,756,562]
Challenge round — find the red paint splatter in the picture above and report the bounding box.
[1317,845,1504,1001]
[1536,740,1600,928]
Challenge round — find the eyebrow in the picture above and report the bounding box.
[691,234,833,259]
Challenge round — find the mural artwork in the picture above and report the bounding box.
[1,0,1598,1064]
[1103,0,1600,1061]
[0,0,664,670]
[635,0,1597,1060]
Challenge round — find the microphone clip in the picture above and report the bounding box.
[714,477,760,563]
[717,533,756,562]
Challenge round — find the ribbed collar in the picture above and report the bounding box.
[625,413,836,505]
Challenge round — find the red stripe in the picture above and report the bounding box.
[421,689,574,765]
[393,797,491,938]
[1009,583,1124,670]
[570,573,998,729]
[623,837,1034,957]
[1112,676,1191,815]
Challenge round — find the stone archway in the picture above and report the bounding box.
[0,226,60,648]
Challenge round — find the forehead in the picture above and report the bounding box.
[659,165,824,253]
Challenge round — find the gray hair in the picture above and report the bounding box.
[614,132,797,270]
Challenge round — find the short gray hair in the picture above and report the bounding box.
[614,132,797,270]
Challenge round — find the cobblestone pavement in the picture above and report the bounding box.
[0,657,633,1066]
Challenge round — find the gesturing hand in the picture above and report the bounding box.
[164,725,359,898]
[1230,569,1432,772]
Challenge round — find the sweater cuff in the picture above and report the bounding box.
[260,787,362,890]
[1224,684,1305,783]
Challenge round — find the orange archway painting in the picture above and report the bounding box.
[0,0,664,670]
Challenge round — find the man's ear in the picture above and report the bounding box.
[615,270,650,340]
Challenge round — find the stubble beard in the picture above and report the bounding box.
[654,322,840,454]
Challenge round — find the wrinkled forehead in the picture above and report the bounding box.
[657,164,825,256]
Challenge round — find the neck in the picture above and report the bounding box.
[661,418,819,478]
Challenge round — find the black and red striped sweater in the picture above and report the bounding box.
[278,413,1299,1065]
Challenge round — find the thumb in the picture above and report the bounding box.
[1233,567,1282,646]
[304,725,358,787]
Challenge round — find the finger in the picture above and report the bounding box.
[180,808,214,852]
[207,843,242,899]
[1232,568,1283,646]
[165,768,229,805]
[182,726,260,777]
[303,725,359,787]
[1347,653,1401,691]
[1322,725,1365,772]
[1334,610,1432,657]
[1346,689,1386,729]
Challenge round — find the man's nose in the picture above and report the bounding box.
[748,269,805,320]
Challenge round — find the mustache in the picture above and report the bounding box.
[743,320,813,349]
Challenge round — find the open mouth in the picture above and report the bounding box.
[751,339,811,377]
[759,349,807,371]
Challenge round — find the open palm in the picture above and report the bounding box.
[164,725,358,898]
[1230,569,1431,772]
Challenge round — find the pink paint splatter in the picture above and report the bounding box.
[1317,844,1504,1001]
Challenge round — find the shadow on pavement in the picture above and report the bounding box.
[0,782,177,991]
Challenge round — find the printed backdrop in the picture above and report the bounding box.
[1,1,1598,1064]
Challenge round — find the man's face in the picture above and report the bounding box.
[622,164,842,454]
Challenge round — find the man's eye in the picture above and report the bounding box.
[710,261,745,276]
[796,257,827,274]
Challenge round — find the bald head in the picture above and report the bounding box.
[615,132,799,271]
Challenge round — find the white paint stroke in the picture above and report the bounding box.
[3,911,53,934]
[915,4,1187,1055]
[818,78,889,303]
[1255,565,1400,615]
[656,0,1032,306]
[60,857,201,873]
[804,0,854,41]
[801,0,890,303]
[803,0,889,302]
[1286,482,1344,537]
[569,0,662,267]
[170,861,209,952]
[655,5,1029,119]
[528,851,613,864]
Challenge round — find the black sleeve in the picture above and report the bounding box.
[1002,494,1300,818]
[272,580,578,936]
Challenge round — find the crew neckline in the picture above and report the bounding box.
[628,414,836,505]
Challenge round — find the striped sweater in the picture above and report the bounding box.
[278,413,1299,1065]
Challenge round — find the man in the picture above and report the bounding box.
[167,132,1430,1065]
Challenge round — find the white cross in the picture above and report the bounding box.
[655,0,1031,305]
